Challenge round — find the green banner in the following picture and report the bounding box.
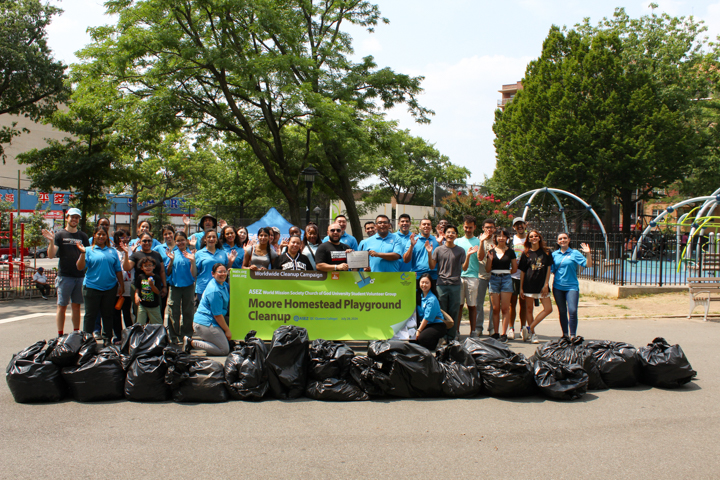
[229,270,416,340]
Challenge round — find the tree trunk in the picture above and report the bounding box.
[619,189,634,237]
[130,182,139,236]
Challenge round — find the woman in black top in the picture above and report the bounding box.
[274,235,311,270]
[518,230,554,344]
[121,232,167,299]
[485,228,517,342]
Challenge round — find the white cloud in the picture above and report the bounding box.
[359,37,383,54]
[46,0,115,65]
[382,54,533,183]
[704,1,720,43]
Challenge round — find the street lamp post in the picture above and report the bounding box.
[313,206,321,226]
[301,165,319,227]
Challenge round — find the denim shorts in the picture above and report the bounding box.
[57,276,84,306]
[489,274,513,294]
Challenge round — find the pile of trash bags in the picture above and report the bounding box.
[5,325,698,404]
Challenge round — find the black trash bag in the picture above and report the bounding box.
[533,359,588,400]
[125,356,170,402]
[348,356,387,397]
[308,339,355,381]
[265,325,310,399]
[367,340,443,398]
[61,349,125,402]
[6,340,65,403]
[530,336,607,391]
[435,341,482,397]
[305,378,369,401]
[224,331,269,400]
[48,332,97,367]
[164,349,228,402]
[120,324,168,369]
[586,341,641,388]
[637,337,697,388]
[463,338,536,397]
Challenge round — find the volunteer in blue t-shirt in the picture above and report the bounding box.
[321,214,358,251]
[551,232,591,340]
[166,232,197,345]
[360,215,404,272]
[456,215,481,337]
[403,219,440,302]
[194,230,235,306]
[413,273,447,351]
[77,227,124,345]
[219,225,245,268]
[395,214,414,272]
[184,263,231,356]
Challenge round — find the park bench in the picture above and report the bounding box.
[687,252,720,274]
[687,276,720,321]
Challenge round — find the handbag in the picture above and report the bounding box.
[440,309,454,329]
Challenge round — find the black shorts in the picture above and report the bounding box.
[512,277,521,296]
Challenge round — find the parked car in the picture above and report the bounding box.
[0,245,30,257]
[27,247,48,258]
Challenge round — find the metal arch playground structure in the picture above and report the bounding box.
[631,189,720,268]
[506,187,610,259]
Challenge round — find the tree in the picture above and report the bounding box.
[79,0,431,240]
[14,205,47,266]
[367,125,470,205]
[18,99,127,231]
[493,25,701,235]
[0,0,67,160]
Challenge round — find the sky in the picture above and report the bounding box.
[45,0,720,184]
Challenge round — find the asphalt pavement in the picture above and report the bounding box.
[0,298,718,479]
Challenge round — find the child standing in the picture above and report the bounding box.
[134,257,163,324]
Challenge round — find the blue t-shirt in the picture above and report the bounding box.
[153,243,173,287]
[410,235,439,279]
[83,245,122,291]
[194,279,229,327]
[456,236,480,278]
[551,248,587,291]
[321,232,358,251]
[360,232,405,272]
[417,291,443,324]
[395,231,413,272]
[129,237,161,249]
[223,244,245,268]
[166,246,196,288]
[195,247,228,294]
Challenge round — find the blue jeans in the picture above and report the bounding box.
[553,289,579,336]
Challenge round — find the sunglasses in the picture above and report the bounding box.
[141,239,152,243]
[329,229,342,232]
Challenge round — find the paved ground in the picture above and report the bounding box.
[0,297,718,479]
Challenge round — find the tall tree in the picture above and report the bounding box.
[0,0,67,160]
[493,25,703,235]
[368,125,470,205]
[79,0,431,239]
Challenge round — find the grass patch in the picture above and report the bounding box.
[616,304,630,310]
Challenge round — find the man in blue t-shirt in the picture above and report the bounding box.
[321,214,358,251]
[360,215,403,272]
[403,218,439,302]
[395,213,413,272]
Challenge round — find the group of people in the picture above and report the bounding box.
[41,208,591,356]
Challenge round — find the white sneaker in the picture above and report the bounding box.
[470,330,479,338]
[508,328,515,341]
[521,327,529,342]
[531,333,539,344]
[487,327,495,336]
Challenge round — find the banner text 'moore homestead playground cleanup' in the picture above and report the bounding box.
[230,270,416,340]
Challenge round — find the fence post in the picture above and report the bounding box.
[658,234,664,287]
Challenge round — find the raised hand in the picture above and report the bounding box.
[189,236,197,249]
[424,241,433,254]
[41,229,55,243]
[468,245,479,255]
[580,243,591,254]
[76,242,86,253]
[118,241,129,254]
[182,250,195,263]
[182,214,190,227]
[166,249,175,261]
[218,219,227,228]
[409,233,417,246]
[228,249,238,265]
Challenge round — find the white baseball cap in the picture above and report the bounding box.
[67,208,82,217]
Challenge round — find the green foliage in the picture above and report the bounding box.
[13,204,47,250]
[79,0,432,239]
[440,190,513,233]
[0,199,13,231]
[492,18,704,234]
[0,0,67,160]
[367,126,470,205]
